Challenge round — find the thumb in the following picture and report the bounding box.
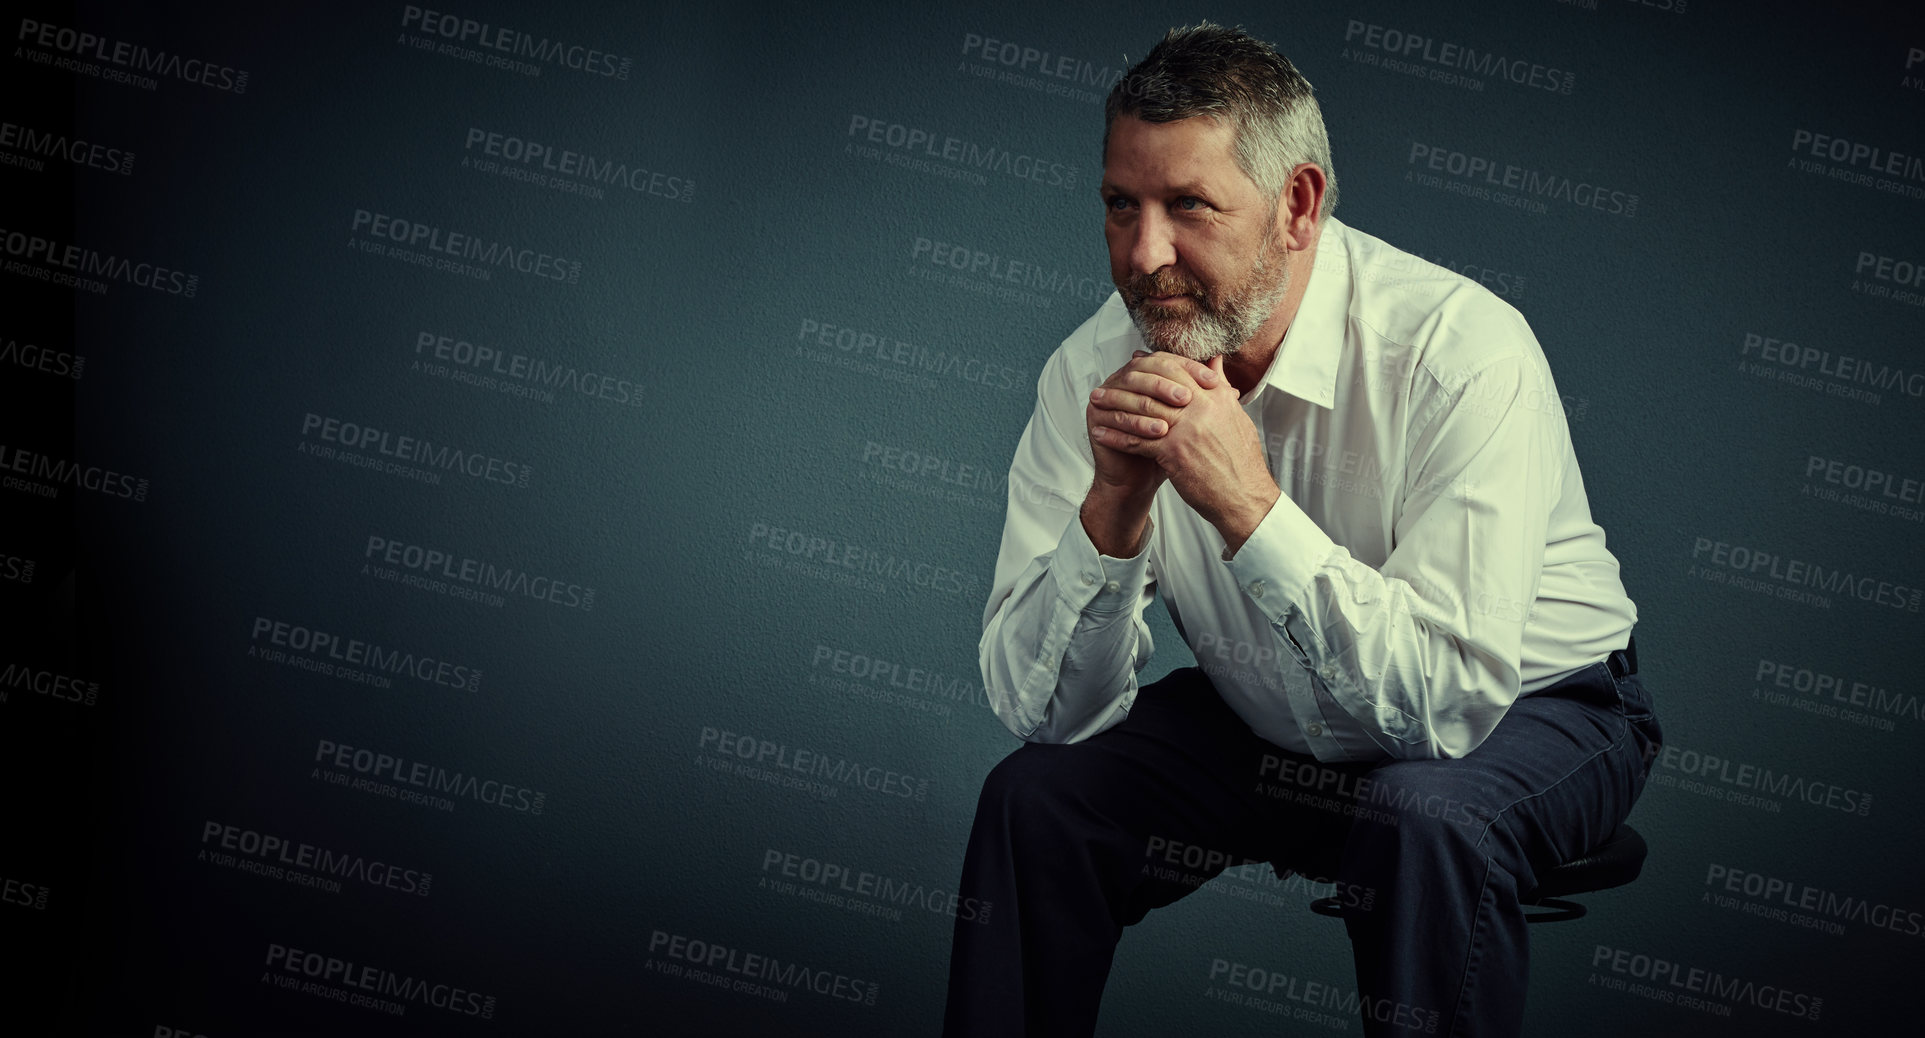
[1208,354,1226,384]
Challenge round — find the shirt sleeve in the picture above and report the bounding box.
[979,350,1158,743]
[1226,352,1565,759]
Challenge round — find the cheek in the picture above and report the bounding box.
[1103,226,1130,276]
[1174,233,1223,285]
[1197,248,1252,297]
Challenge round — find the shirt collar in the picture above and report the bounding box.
[1246,215,1349,410]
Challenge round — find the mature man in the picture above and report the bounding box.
[943,23,1662,1038]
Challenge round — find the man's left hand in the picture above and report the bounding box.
[1091,354,1282,553]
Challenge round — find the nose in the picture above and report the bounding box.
[1128,207,1176,277]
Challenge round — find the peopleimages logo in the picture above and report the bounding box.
[200,820,431,897]
[1591,944,1821,1021]
[462,127,692,201]
[263,942,495,1019]
[15,18,250,92]
[364,534,596,611]
[0,663,100,706]
[959,32,1121,90]
[795,316,1025,392]
[1343,20,1574,94]
[250,616,483,692]
[349,209,580,284]
[1788,129,1925,200]
[1704,862,1923,939]
[1851,252,1925,308]
[1755,658,1922,730]
[399,5,632,79]
[313,737,547,815]
[0,443,149,501]
[1739,332,1925,403]
[746,520,982,599]
[1,875,49,911]
[760,848,992,925]
[0,553,33,585]
[1689,536,1923,613]
[647,929,880,1007]
[1856,252,1925,288]
[1406,143,1638,216]
[1205,957,1439,1032]
[0,119,133,175]
[860,440,1009,497]
[956,31,1122,104]
[412,329,645,408]
[846,114,1080,190]
[808,641,987,715]
[1802,454,1925,521]
[0,226,199,296]
[0,333,85,378]
[1651,742,1872,816]
[299,412,533,488]
[697,726,930,801]
[907,235,1110,308]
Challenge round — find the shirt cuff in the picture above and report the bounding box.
[1223,493,1335,620]
[1056,511,1154,614]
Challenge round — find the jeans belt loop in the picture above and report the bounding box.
[1607,636,1638,680]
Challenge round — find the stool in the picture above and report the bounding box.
[1307,824,1648,923]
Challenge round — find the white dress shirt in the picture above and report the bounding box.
[980,216,1637,761]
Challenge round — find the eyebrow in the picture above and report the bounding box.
[1099,180,1215,197]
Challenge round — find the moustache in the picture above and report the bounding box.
[1125,271,1205,307]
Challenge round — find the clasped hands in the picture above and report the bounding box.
[1085,349,1281,550]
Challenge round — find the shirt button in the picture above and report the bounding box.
[1105,581,1120,593]
[1082,572,1097,586]
[1249,580,1266,599]
[1307,723,1323,737]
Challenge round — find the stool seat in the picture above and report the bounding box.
[1305,824,1647,923]
[1530,824,1646,900]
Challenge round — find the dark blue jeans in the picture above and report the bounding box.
[942,648,1661,1037]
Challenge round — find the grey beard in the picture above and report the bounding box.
[1131,241,1291,363]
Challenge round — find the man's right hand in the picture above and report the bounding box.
[1080,349,1222,555]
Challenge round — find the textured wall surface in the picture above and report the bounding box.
[4,0,1923,1034]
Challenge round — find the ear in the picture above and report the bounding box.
[1277,163,1326,250]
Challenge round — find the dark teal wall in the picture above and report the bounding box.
[4,0,1923,1034]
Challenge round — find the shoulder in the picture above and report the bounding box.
[1336,221,1541,383]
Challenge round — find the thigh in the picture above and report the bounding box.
[1352,662,1650,882]
[1248,748,1379,882]
[998,667,1286,920]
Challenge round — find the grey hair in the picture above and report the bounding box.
[1104,22,1338,219]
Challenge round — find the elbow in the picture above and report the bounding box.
[1424,697,1512,760]
[982,676,1051,744]
[987,680,1117,746]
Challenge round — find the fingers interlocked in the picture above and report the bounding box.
[1087,350,1222,447]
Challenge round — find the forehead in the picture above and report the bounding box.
[1102,115,1249,193]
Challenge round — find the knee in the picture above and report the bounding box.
[981,744,1069,806]
[1351,763,1500,852]
[976,744,1098,844]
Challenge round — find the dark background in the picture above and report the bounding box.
[4,0,1923,1034]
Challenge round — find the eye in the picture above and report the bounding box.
[1105,195,1132,212]
[1175,196,1208,211]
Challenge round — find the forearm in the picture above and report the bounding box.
[1079,482,1154,559]
[1276,558,1520,759]
[1228,477,1533,761]
[981,514,1155,743]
